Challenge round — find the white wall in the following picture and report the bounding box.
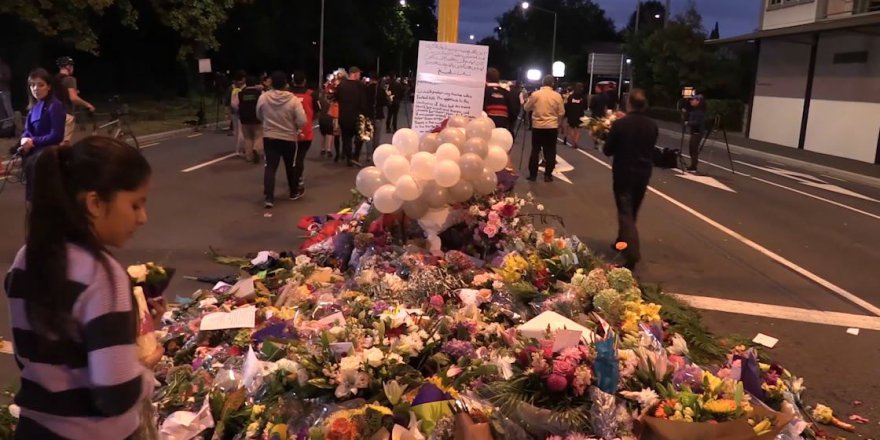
[805,100,880,162]
[762,2,819,29]
[751,96,806,147]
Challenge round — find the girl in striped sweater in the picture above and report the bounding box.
[4,136,158,439]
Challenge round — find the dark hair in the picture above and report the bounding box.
[271,71,288,90]
[574,82,585,95]
[542,75,555,87]
[27,68,68,110]
[292,70,307,86]
[25,136,151,339]
[348,66,361,75]
[245,75,258,87]
[628,89,649,111]
[486,67,500,83]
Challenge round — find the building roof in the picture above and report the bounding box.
[706,12,880,45]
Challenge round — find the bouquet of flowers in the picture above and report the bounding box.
[582,110,625,142]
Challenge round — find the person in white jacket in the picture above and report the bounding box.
[256,71,307,208]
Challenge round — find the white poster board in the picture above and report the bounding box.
[411,41,489,134]
[198,58,213,74]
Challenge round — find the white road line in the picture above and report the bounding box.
[141,142,160,149]
[187,133,203,138]
[736,160,880,203]
[181,153,238,173]
[673,293,880,331]
[576,148,880,317]
[821,174,848,182]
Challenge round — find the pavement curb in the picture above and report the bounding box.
[658,127,880,187]
[139,122,224,144]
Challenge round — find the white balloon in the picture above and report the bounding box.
[435,143,461,163]
[373,184,403,213]
[392,128,420,157]
[489,128,515,153]
[355,166,386,197]
[402,199,429,219]
[373,144,400,169]
[473,168,498,195]
[419,133,441,153]
[465,117,494,141]
[458,152,485,181]
[447,114,469,128]
[448,179,474,203]
[421,181,450,209]
[409,152,437,180]
[434,160,461,188]
[394,175,422,201]
[382,155,411,183]
[439,127,466,147]
[460,137,489,158]
[484,146,509,172]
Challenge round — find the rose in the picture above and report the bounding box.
[328,418,357,440]
[429,294,445,312]
[546,373,568,392]
[552,359,576,378]
[338,355,362,372]
[483,224,499,238]
[364,347,384,368]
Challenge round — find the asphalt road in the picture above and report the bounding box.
[1,114,879,434]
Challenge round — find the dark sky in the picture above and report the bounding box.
[456,0,762,42]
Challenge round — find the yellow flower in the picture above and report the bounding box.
[703,399,738,414]
[252,404,266,416]
[703,371,723,393]
[639,302,662,322]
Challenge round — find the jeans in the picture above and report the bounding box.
[263,138,298,202]
[528,127,558,178]
[612,168,651,265]
[688,129,704,169]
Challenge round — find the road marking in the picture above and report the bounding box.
[672,170,737,193]
[141,142,160,149]
[821,174,848,182]
[736,161,880,203]
[673,294,880,331]
[187,133,203,138]
[576,148,880,317]
[181,153,238,173]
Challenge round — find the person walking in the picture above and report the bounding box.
[686,94,707,173]
[484,67,517,131]
[256,71,307,209]
[385,74,405,133]
[5,136,157,439]
[523,75,564,182]
[229,71,246,147]
[56,57,95,146]
[335,66,367,167]
[602,89,658,271]
[236,75,264,163]
[290,71,319,200]
[564,82,587,149]
[317,90,335,158]
[20,68,67,203]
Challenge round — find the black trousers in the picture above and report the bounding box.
[688,129,704,169]
[340,125,363,163]
[386,104,400,131]
[263,138,298,202]
[529,127,558,178]
[613,168,651,265]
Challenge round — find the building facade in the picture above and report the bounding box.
[714,0,880,164]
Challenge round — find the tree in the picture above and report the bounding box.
[709,21,720,40]
[626,0,667,33]
[479,0,619,80]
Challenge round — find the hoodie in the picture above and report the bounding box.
[256,89,307,142]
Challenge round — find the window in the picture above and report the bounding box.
[833,51,869,64]
[767,0,815,10]
[856,0,880,13]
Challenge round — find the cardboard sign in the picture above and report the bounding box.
[200,306,256,331]
[411,41,489,134]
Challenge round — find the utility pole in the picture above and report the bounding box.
[318,0,325,85]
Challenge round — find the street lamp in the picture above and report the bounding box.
[399,0,406,5]
[526,69,542,82]
[469,34,475,41]
[520,2,557,75]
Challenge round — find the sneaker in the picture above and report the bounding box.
[264,200,274,209]
[290,188,305,200]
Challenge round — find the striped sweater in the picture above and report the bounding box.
[4,244,152,440]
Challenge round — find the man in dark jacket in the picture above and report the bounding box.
[602,89,658,270]
[385,74,405,133]
[483,67,517,131]
[686,94,707,173]
[335,66,368,167]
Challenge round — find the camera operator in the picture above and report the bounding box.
[684,94,706,173]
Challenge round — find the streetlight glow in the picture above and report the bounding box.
[654,13,662,19]
[399,0,406,5]
[526,68,542,81]
[521,2,530,10]
[625,58,632,65]
[469,34,475,40]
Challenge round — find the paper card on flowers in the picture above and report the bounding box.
[199,306,256,330]
[551,329,584,353]
[752,333,778,349]
[229,277,256,300]
[330,342,354,357]
[318,312,346,328]
[518,311,596,343]
[212,281,233,293]
[159,398,215,440]
[250,251,279,266]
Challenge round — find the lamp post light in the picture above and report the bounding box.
[520,2,557,74]
[526,68,542,82]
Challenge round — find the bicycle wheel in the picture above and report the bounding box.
[115,126,140,149]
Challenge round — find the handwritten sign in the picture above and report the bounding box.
[412,41,489,134]
[200,306,256,331]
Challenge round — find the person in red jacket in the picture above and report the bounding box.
[290,71,319,200]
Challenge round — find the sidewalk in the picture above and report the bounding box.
[653,119,880,184]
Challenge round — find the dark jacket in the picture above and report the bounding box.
[388,80,405,107]
[238,86,263,124]
[336,79,367,129]
[589,92,607,117]
[687,101,707,133]
[603,110,658,173]
[484,83,517,129]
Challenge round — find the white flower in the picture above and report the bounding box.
[338,355,362,372]
[491,354,515,379]
[387,353,404,364]
[296,368,309,386]
[536,204,545,211]
[492,280,504,290]
[7,404,20,419]
[620,388,660,413]
[364,347,384,368]
[295,254,311,266]
[666,333,689,357]
[126,264,148,283]
[383,380,408,405]
[328,326,345,337]
[274,359,300,373]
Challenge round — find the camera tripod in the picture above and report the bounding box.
[679,113,734,174]
[513,105,530,171]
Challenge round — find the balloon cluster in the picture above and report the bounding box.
[355,115,514,220]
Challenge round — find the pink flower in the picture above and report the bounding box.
[500,204,518,218]
[669,355,687,370]
[487,211,501,224]
[541,340,554,359]
[558,347,583,364]
[552,359,576,378]
[546,374,568,392]
[483,224,499,238]
[429,295,445,312]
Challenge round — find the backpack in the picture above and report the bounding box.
[293,89,315,141]
[238,87,261,124]
[653,146,679,169]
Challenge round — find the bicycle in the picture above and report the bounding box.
[88,95,140,149]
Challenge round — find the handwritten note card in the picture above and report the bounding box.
[200,306,256,331]
[412,41,489,134]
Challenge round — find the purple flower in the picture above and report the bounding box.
[673,364,704,392]
[546,373,569,392]
[441,339,476,359]
[372,300,390,314]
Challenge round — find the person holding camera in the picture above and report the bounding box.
[686,94,707,173]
